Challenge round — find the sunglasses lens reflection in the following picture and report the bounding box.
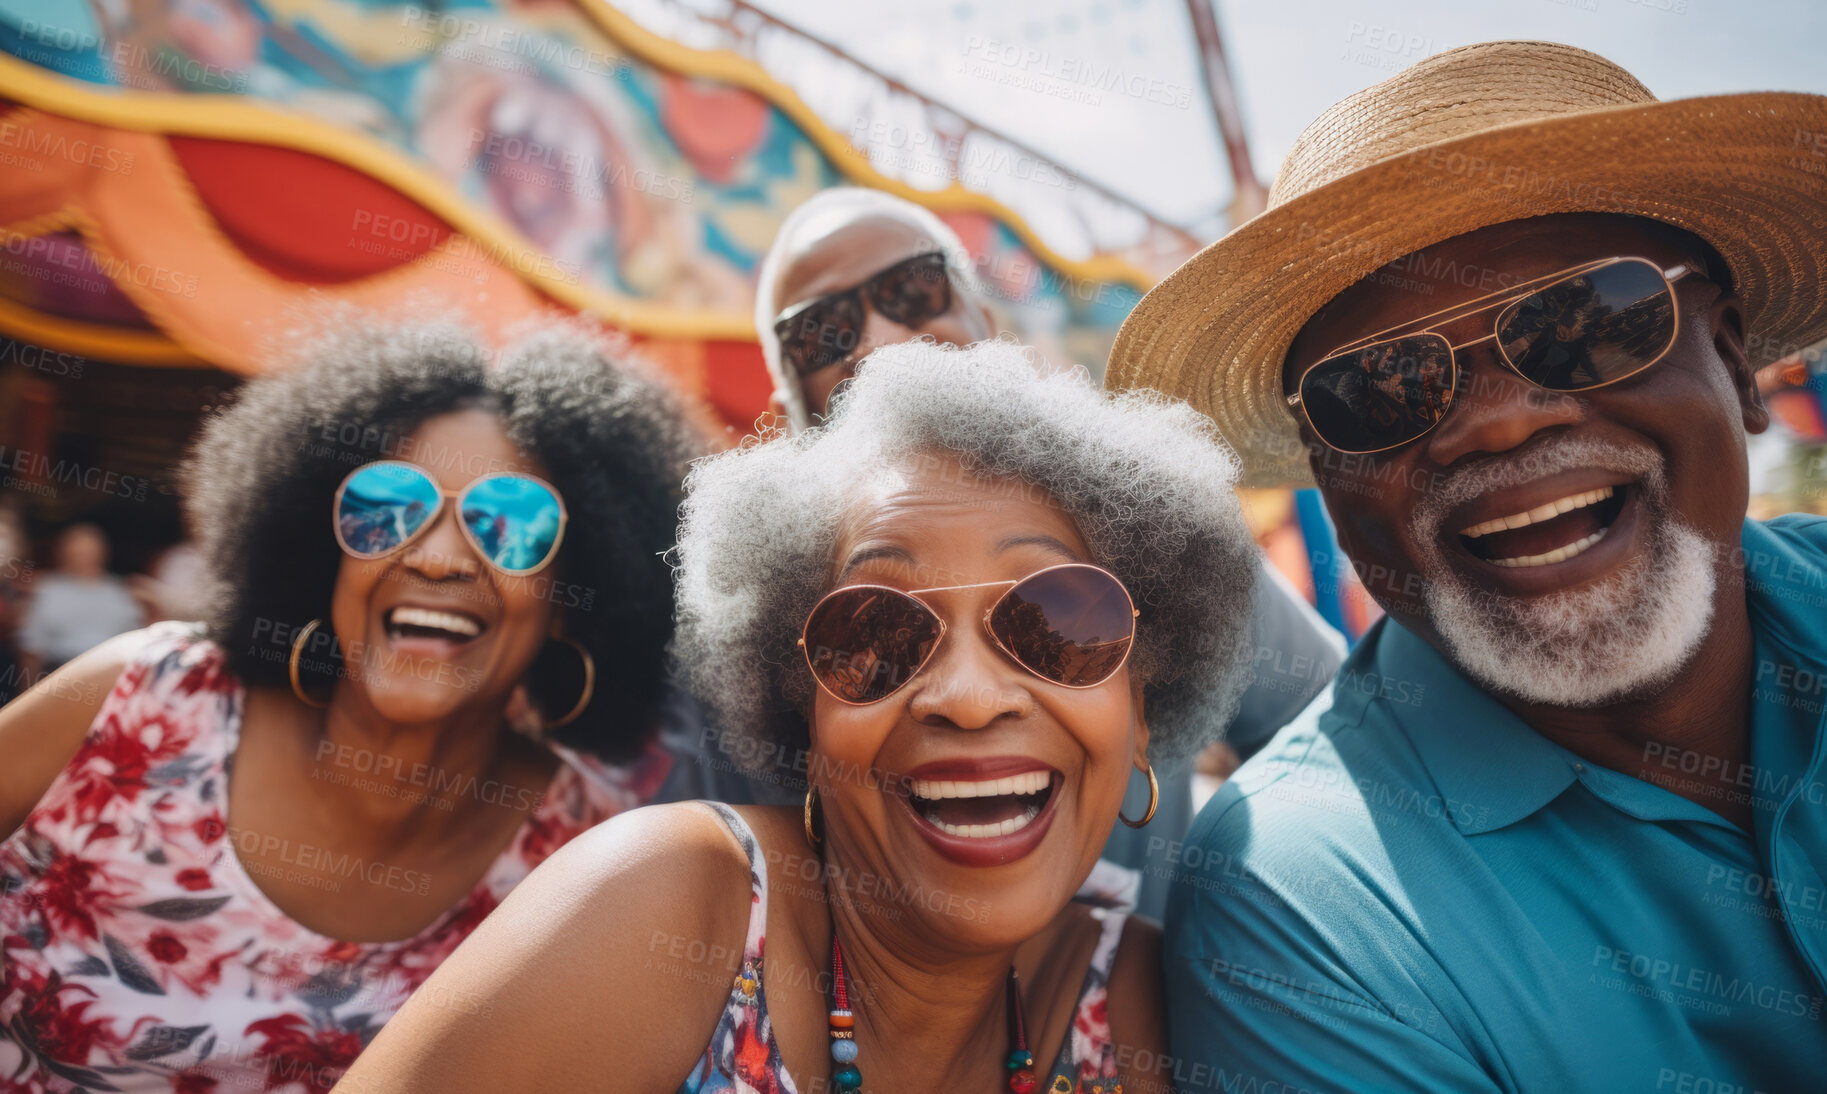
[337,463,442,558]
[869,253,952,328]
[1498,259,1676,390]
[780,291,866,377]
[1301,334,1456,453]
[803,587,941,703]
[461,476,564,574]
[989,566,1135,688]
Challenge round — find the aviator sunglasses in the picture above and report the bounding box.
[773,252,953,377]
[332,460,568,576]
[1288,256,1697,454]
[798,563,1139,705]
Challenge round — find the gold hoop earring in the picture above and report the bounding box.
[543,637,596,729]
[288,619,332,709]
[803,786,821,848]
[1119,763,1159,829]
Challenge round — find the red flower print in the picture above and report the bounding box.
[148,931,189,964]
[32,850,109,941]
[0,624,632,1093]
[245,1013,366,1094]
[12,970,121,1070]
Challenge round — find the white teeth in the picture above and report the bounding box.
[1489,527,1609,568]
[388,607,481,637]
[930,804,1042,839]
[1459,486,1614,539]
[910,771,1049,800]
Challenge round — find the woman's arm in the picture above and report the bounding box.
[333,801,754,1094]
[0,628,150,836]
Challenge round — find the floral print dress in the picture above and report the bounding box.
[679,803,1129,1094]
[0,622,667,1093]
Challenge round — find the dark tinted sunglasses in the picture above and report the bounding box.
[773,252,953,377]
[798,563,1138,705]
[333,460,567,576]
[1288,256,1697,454]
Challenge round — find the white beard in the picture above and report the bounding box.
[1411,438,1717,708]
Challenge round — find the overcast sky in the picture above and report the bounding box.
[752,0,1827,232]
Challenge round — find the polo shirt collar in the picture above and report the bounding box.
[1341,619,1579,834]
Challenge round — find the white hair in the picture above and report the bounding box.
[1411,436,1716,707]
[753,188,986,429]
[672,338,1258,777]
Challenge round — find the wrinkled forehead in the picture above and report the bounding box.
[772,213,943,318]
[827,451,1088,585]
[1282,212,1703,393]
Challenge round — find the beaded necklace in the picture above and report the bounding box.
[827,936,1039,1092]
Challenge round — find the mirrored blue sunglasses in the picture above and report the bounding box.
[332,460,567,576]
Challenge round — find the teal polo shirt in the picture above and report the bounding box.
[1163,517,1827,1094]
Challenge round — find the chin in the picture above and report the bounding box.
[895,871,1064,951]
[358,676,480,726]
[1422,517,1716,708]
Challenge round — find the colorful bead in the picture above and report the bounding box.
[1008,1069,1037,1093]
[1006,1049,1035,1070]
[833,1064,863,1092]
[828,1009,855,1030]
[830,1037,859,1064]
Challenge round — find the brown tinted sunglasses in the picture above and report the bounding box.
[797,563,1138,705]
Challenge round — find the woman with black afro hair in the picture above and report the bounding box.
[0,315,704,1091]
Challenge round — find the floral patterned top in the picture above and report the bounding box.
[0,622,668,1093]
[679,802,1130,1094]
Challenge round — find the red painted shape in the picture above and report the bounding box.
[700,339,772,433]
[169,136,455,284]
[661,75,767,185]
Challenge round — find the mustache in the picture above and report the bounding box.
[1411,436,1668,544]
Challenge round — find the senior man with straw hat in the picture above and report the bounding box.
[1108,40,1827,1093]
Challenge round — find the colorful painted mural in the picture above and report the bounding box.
[0,0,1172,415]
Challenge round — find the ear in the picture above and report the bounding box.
[1129,674,1152,771]
[1709,292,1769,436]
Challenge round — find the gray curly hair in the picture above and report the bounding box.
[672,338,1258,777]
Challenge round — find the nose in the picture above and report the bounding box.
[1422,343,1584,466]
[401,502,482,582]
[905,622,1033,731]
[851,308,919,366]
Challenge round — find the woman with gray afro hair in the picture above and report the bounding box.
[342,336,1259,1094]
[673,336,1258,773]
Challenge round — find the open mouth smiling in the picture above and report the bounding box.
[1457,483,1630,568]
[908,769,1055,839]
[382,605,490,654]
[894,758,1064,867]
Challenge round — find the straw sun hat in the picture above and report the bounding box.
[1106,40,1827,487]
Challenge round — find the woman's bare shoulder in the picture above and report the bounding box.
[0,628,161,836]
[335,801,763,1094]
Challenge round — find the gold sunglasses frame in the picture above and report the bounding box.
[331,459,570,577]
[796,562,1140,706]
[1286,256,1694,455]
